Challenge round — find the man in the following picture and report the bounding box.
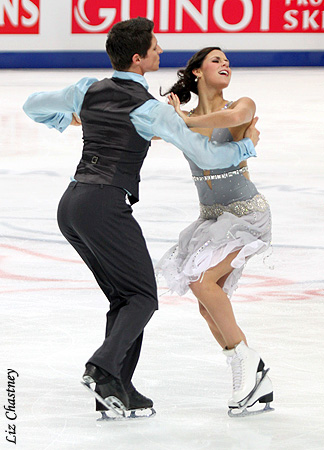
[23,17,259,420]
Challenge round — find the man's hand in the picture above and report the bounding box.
[244,117,260,147]
[70,112,82,126]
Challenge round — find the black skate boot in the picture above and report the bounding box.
[128,388,153,410]
[82,363,129,418]
[97,384,156,421]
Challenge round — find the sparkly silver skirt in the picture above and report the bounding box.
[200,193,269,219]
[155,194,271,298]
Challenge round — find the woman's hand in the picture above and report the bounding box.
[167,93,188,124]
[70,112,82,126]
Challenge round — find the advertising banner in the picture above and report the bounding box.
[71,0,324,34]
[0,0,323,67]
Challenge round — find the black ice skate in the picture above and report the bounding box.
[98,386,156,421]
[81,363,129,419]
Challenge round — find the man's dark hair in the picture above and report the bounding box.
[106,17,154,71]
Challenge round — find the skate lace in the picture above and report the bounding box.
[227,354,243,391]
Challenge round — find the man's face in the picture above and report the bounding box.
[139,33,163,74]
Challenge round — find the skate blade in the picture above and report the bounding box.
[97,408,156,422]
[228,402,274,418]
[81,380,126,418]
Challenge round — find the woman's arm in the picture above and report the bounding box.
[168,93,255,129]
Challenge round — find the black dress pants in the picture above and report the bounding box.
[57,182,158,388]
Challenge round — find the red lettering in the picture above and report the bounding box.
[70,0,324,34]
[0,0,40,34]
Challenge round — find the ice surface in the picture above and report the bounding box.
[1,67,324,449]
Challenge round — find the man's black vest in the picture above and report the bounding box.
[74,77,155,204]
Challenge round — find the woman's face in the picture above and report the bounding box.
[196,50,231,89]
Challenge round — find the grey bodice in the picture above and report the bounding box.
[185,127,268,219]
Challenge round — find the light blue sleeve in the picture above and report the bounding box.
[130,100,256,170]
[22,77,98,133]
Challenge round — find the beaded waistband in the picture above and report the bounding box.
[192,166,248,182]
[200,194,269,219]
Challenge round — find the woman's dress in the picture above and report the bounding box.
[156,126,271,298]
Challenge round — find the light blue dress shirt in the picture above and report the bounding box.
[22,71,256,170]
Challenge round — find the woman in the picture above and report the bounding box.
[156,47,274,417]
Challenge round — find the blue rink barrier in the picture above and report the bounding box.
[0,51,323,69]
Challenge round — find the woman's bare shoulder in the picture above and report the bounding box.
[231,97,256,109]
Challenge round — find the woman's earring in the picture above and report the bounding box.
[195,77,198,82]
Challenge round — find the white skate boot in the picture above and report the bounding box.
[223,341,274,417]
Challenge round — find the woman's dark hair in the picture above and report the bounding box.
[106,17,154,71]
[162,47,223,104]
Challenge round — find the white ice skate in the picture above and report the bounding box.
[228,374,274,417]
[223,341,274,417]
